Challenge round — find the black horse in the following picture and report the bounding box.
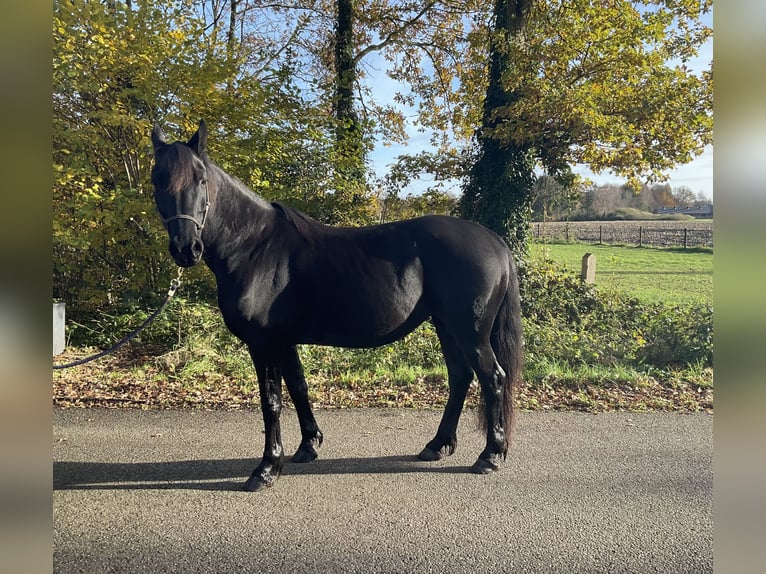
[151,121,523,492]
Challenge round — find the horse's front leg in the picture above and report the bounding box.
[243,348,284,492]
[282,346,323,463]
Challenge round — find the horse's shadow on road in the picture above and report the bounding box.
[53,455,470,491]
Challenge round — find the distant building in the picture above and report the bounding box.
[655,203,713,219]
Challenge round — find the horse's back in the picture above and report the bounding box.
[328,214,513,304]
[405,215,510,262]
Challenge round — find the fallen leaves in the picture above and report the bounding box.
[53,347,713,413]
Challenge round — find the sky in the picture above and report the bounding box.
[364,8,714,201]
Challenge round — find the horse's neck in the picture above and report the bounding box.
[203,165,276,268]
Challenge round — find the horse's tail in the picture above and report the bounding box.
[489,261,524,455]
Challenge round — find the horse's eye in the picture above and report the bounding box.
[200,178,207,186]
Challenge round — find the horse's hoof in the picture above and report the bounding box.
[242,469,279,492]
[417,447,443,461]
[470,456,500,474]
[291,444,318,463]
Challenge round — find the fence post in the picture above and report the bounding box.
[599,225,602,244]
[639,226,643,247]
[684,228,688,249]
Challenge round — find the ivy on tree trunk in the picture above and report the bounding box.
[331,0,371,225]
[460,0,534,265]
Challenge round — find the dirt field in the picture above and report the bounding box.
[531,220,713,248]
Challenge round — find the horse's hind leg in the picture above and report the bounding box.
[418,321,473,461]
[282,346,323,463]
[463,343,507,474]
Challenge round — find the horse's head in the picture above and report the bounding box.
[150,121,211,267]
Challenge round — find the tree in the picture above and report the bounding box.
[649,183,675,210]
[672,185,697,207]
[416,0,712,258]
[53,0,221,310]
[495,0,713,183]
[53,0,330,312]
[284,1,481,220]
[203,0,454,226]
[531,175,581,221]
[325,0,378,225]
[581,184,622,218]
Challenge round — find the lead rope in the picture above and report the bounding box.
[53,267,184,370]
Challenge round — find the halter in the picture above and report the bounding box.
[161,181,211,232]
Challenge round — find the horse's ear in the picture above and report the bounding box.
[151,124,167,152]
[187,120,208,155]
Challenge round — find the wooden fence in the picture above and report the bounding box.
[531,221,713,248]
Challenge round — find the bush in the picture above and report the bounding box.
[67,296,234,351]
[66,259,712,385]
[521,259,712,370]
[641,303,713,367]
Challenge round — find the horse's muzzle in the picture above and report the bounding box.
[169,236,204,267]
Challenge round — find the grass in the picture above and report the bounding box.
[530,241,713,306]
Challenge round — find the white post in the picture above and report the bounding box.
[581,253,596,284]
[53,302,66,356]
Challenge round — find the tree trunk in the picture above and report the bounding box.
[228,0,240,57]
[460,0,535,265]
[331,0,370,224]
[335,0,357,148]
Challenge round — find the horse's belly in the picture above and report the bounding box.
[304,304,427,348]
[305,271,426,348]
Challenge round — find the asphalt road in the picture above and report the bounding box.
[53,408,713,573]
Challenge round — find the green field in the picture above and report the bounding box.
[530,242,713,306]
